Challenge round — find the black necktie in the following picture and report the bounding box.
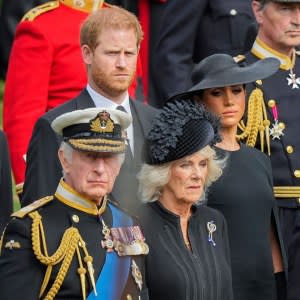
[116,105,134,161]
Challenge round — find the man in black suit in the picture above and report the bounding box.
[0,130,13,234]
[154,0,255,106]
[22,5,157,213]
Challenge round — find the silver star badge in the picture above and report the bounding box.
[287,71,300,89]
[269,120,284,140]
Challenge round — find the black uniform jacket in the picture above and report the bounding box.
[0,180,149,299]
[22,89,158,212]
[154,0,254,104]
[244,38,300,208]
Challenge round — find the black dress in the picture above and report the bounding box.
[138,201,233,300]
[207,143,285,300]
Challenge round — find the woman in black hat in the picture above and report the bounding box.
[137,100,233,300]
[171,54,286,300]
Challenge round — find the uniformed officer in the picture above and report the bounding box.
[0,108,149,299]
[237,1,300,299]
[2,0,144,198]
[153,0,255,106]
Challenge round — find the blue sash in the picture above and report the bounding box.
[87,204,133,300]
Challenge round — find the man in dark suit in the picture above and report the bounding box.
[22,5,158,214]
[0,130,13,234]
[153,0,255,106]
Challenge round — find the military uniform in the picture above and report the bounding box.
[3,0,143,196]
[0,179,149,299]
[153,0,255,105]
[239,38,300,299]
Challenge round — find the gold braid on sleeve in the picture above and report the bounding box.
[236,82,271,155]
[29,211,96,300]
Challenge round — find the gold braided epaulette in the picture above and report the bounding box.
[233,54,246,63]
[22,1,59,21]
[11,196,54,218]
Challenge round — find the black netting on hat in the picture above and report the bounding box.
[145,99,221,165]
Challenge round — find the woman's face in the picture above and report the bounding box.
[161,151,208,205]
[202,85,245,128]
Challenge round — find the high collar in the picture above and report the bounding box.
[149,201,199,225]
[55,179,107,215]
[251,38,295,71]
[60,0,107,13]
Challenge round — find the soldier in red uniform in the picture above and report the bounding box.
[3,0,143,198]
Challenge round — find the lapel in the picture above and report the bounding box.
[75,89,96,109]
[129,100,144,165]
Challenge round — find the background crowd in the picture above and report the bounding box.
[0,0,300,299]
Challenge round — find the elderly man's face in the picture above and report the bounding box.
[61,150,122,203]
[82,27,138,103]
[253,1,300,51]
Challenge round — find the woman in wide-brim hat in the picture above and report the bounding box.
[171,53,287,300]
[137,99,234,300]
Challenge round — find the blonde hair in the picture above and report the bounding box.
[138,145,225,203]
[80,5,143,51]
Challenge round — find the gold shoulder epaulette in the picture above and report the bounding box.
[233,54,246,63]
[22,1,59,21]
[11,196,54,218]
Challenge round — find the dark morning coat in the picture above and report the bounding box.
[21,89,158,212]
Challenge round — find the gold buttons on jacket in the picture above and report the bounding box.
[126,295,132,300]
[230,9,237,16]
[286,146,294,154]
[72,215,80,223]
[268,99,276,108]
[294,170,300,178]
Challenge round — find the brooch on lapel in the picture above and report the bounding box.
[207,221,216,246]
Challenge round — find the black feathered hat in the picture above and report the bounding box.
[144,99,221,165]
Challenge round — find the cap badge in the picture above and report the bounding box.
[90,111,114,133]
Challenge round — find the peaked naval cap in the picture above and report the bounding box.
[51,107,131,153]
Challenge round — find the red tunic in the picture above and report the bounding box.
[3,0,142,192]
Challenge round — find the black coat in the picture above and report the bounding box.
[154,0,254,105]
[22,89,158,212]
[0,130,13,233]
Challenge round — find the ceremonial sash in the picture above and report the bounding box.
[87,204,133,300]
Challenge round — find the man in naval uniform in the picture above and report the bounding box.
[238,1,300,298]
[0,107,149,299]
[21,6,157,212]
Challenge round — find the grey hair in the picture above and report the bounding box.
[59,141,74,163]
[138,145,226,203]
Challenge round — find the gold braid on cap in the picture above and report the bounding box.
[236,81,271,155]
[29,211,96,300]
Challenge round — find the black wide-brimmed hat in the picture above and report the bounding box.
[168,54,280,101]
[144,99,221,165]
[51,108,131,153]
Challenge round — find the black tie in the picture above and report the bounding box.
[116,105,134,161]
